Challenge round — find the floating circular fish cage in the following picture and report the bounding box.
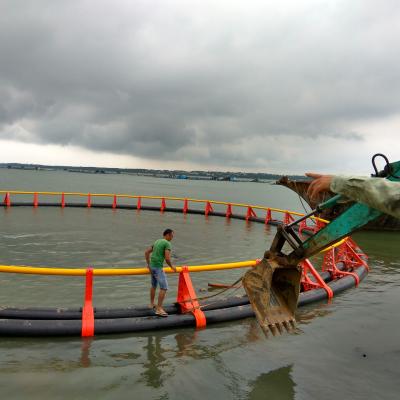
[0,191,369,337]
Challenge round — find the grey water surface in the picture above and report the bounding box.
[0,169,399,400]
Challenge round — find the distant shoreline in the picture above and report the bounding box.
[0,163,305,182]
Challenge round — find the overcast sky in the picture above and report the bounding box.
[0,0,399,174]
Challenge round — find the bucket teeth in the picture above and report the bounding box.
[282,321,290,332]
[242,257,301,338]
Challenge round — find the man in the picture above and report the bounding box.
[306,173,400,219]
[145,228,177,317]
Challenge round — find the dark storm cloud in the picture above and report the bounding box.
[0,0,399,168]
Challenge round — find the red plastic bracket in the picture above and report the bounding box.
[112,194,117,209]
[336,240,369,272]
[176,266,206,329]
[265,208,272,224]
[183,198,188,214]
[61,193,65,208]
[322,248,360,286]
[33,192,38,207]
[226,203,233,218]
[314,219,326,232]
[87,193,91,208]
[205,201,214,216]
[246,206,257,221]
[283,211,295,225]
[3,192,11,207]
[161,197,166,212]
[298,219,314,235]
[301,259,333,299]
[81,268,95,337]
[346,237,368,267]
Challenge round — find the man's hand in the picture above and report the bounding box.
[144,247,152,270]
[306,173,333,201]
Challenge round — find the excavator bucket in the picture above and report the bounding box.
[242,257,301,336]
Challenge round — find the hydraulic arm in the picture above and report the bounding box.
[243,155,400,336]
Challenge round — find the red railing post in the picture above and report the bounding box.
[314,219,326,232]
[137,196,141,210]
[87,193,91,208]
[265,208,272,224]
[183,198,188,214]
[4,192,11,207]
[61,193,65,208]
[161,197,166,212]
[112,194,117,209]
[205,201,214,216]
[81,268,94,337]
[33,192,38,207]
[177,266,206,329]
[322,246,360,286]
[283,211,295,225]
[226,204,232,218]
[246,206,257,221]
[300,259,333,299]
[298,219,307,235]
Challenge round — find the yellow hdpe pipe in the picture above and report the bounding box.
[0,260,258,276]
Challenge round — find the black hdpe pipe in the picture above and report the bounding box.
[0,265,368,336]
[0,257,350,321]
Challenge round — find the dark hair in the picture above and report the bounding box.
[163,228,174,236]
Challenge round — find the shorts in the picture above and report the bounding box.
[150,266,168,290]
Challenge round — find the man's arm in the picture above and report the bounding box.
[164,249,177,272]
[306,172,400,219]
[144,246,153,270]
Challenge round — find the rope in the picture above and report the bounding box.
[178,275,245,312]
[293,180,317,227]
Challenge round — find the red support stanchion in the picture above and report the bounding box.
[81,268,94,337]
[33,192,38,208]
[298,219,308,235]
[322,247,360,286]
[345,237,369,269]
[3,192,11,207]
[112,194,117,209]
[265,208,272,224]
[226,204,233,218]
[205,201,214,216]
[176,266,206,329]
[61,193,65,208]
[336,240,369,272]
[87,193,91,208]
[283,211,295,225]
[300,259,333,299]
[246,206,257,221]
[137,197,141,211]
[314,219,326,232]
[161,197,166,212]
[183,198,188,214]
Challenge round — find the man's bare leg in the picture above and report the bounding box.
[150,287,156,308]
[157,289,167,312]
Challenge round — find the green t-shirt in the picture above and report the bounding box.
[150,239,172,268]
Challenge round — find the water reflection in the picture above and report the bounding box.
[141,336,168,388]
[80,338,93,368]
[247,366,295,400]
[70,306,331,375]
[136,321,264,391]
[296,304,332,326]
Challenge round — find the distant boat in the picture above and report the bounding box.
[277,176,400,231]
